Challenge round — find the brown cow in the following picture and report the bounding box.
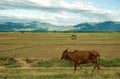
[60,49,100,73]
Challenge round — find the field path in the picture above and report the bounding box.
[16,58,31,68]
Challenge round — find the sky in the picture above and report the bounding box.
[0,0,120,26]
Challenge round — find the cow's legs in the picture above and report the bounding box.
[80,65,82,69]
[92,63,97,73]
[96,64,100,70]
[74,63,77,73]
[69,61,77,73]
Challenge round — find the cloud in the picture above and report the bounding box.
[0,12,38,23]
[0,0,120,25]
[0,0,97,13]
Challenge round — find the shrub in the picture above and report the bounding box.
[4,59,16,65]
[4,58,21,68]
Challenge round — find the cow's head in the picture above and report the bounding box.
[60,49,68,60]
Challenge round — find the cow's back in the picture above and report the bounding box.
[68,51,93,63]
[90,50,100,57]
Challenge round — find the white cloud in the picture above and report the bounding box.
[0,0,120,25]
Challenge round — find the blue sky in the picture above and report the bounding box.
[0,0,120,25]
[88,0,120,11]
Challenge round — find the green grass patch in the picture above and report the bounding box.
[100,57,120,67]
[35,60,53,68]
[33,59,72,67]
[33,57,120,68]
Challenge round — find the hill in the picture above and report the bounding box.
[72,21,120,32]
[0,21,120,32]
[0,21,58,32]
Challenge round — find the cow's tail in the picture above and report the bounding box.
[98,54,102,70]
[98,54,100,64]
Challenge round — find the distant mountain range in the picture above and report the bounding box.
[72,21,120,32]
[0,21,120,32]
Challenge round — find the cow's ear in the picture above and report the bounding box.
[64,49,68,52]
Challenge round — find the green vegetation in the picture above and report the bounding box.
[0,57,21,68]
[32,57,120,67]
[100,57,120,67]
[4,59,21,68]
[1,56,120,68]
[33,60,72,67]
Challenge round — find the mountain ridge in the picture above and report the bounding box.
[72,21,120,32]
[0,21,120,32]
